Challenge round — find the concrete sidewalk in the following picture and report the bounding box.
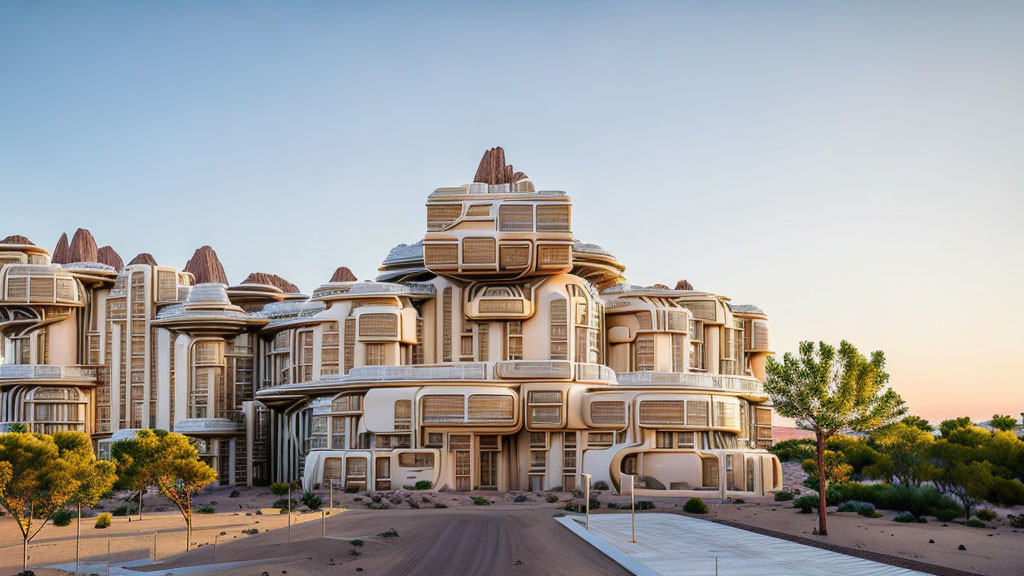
[558,513,932,576]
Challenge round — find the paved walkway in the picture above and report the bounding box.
[558,513,932,576]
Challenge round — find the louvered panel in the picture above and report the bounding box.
[499,245,529,268]
[422,395,465,423]
[157,270,177,301]
[466,204,491,217]
[686,400,709,426]
[479,299,523,313]
[462,237,496,264]
[498,204,533,231]
[468,395,514,421]
[536,204,570,231]
[537,245,570,266]
[590,401,626,425]
[639,401,685,425]
[751,320,770,350]
[529,406,560,425]
[427,204,462,230]
[425,244,459,268]
[359,314,398,338]
[682,301,716,322]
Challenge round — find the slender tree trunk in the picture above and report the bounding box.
[23,536,28,573]
[816,431,828,536]
[185,492,191,551]
[139,489,143,521]
[77,501,82,576]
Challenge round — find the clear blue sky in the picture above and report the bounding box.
[2,2,1022,423]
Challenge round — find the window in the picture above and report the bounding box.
[344,319,355,373]
[505,321,523,360]
[442,288,453,362]
[635,336,655,371]
[331,417,346,449]
[449,434,471,451]
[462,237,496,264]
[422,395,465,423]
[296,331,314,382]
[715,401,738,428]
[376,434,411,449]
[656,431,673,449]
[536,204,570,231]
[528,391,562,426]
[588,432,614,447]
[498,204,533,231]
[398,453,434,468]
[359,314,397,338]
[425,432,444,448]
[394,400,411,430]
[686,401,709,426]
[689,320,704,370]
[550,298,567,360]
[427,204,462,230]
[590,401,626,425]
[321,322,340,376]
[468,395,514,422]
[332,395,362,412]
[365,343,386,366]
[677,431,695,448]
[639,401,684,426]
[672,334,687,372]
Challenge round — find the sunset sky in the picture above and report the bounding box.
[2,2,1022,423]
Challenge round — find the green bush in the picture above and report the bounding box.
[196,505,215,514]
[976,509,997,522]
[828,483,960,519]
[111,504,132,517]
[94,513,112,529]
[965,518,985,528]
[472,496,490,506]
[594,481,610,490]
[636,500,655,511]
[825,436,880,477]
[773,491,794,502]
[793,495,818,514]
[271,498,293,509]
[893,511,917,523]
[351,538,364,547]
[301,492,322,511]
[52,509,73,526]
[269,482,291,496]
[934,508,960,522]
[1008,514,1024,529]
[414,480,432,490]
[683,498,708,514]
[771,439,815,462]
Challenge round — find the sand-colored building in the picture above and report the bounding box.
[0,148,782,497]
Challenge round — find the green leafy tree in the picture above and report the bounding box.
[111,430,161,520]
[990,414,1019,433]
[927,440,992,519]
[825,436,880,477]
[869,422,934,486]
[115,430,216,550]
[900,415,934,432]
[938,417,973,438]
[53,432,117,575]
[0,431,114,573]
[765,340,906,536]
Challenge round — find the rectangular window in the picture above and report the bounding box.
[498,204,533,231]
[639,401,685,425]
[672,334,687,372]
[505,321,523,360]
[394,399,412,430]
[590,401,626,425]
[686,401,709,426]
[398,453,434,468]
[536,204,570,232]
[635,336,655,371]
[422,395,465,423]
[588,432,614,447]
[365,343,386,366]
[442,288,453,362]
[677,431,695,448]
[468,395,514,422]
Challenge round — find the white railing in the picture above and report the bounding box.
[173,418,245,434]
[616,371,764,394]
[341,363,489,382]
[0,365,98,380]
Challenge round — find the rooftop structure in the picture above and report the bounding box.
[0,148,781,497]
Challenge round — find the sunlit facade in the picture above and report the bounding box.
[0,148,782,497]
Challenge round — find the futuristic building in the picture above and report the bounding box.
[0,148,782,497]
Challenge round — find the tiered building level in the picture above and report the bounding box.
[0,148,782,497]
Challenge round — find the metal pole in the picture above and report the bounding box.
[106,538,111,576]
[153,532,158,562]
[629,475,636,543]
[329,480,333,513]
[582,473,592,531]
[287,483,292,542]
[321,510,326,537]
[213,534,218,564]
[715,556,719,576]
[76,502,81,576]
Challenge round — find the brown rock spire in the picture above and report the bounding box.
[242,272,300,293]
[52,233,70,263]
[183,245,228,285]
[675,280,694,291]
[97,246,124,271]
[473,147,527,185]
[330,266,358,283]
[129,253,158,266]
[1,235,34,246]
[68,228,99,263]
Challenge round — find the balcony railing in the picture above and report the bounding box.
[616,371,765,394]
[0,364,98,381]
[339,363,489,383]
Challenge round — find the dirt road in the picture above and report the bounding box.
[141,505,629,576]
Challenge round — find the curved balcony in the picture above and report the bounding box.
[616,371,765,397]
[173,417,245,435]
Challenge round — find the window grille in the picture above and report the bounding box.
[537,245,570,266]
[422,395,465,423]
[359,314,397,338]
[498,204,533,231]
[424,244,458,268]
[639,401,685,425]
[398,453,434,467]
[427,204,462,230]
[536,204,570,231]
[499,245,530,268]
[462,237,495,264]
[394,399,412,430]
[468,395,514,421]
[687,401,709,426]
[590,401,626,425]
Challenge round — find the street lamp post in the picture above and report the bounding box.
[582,473,592,531]
[629,475,636,543]
[287,482,292,542]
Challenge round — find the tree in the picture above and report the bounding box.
[53,432,116,576]
[869,422,933,486]
[111,430,160,520]
[938,417,973,438]
[115,430,216,550]
[927,440,991,519]
[900,415,934,432]
[0,431,113,573]
[990,414,1018,433]
[765,340,906,536]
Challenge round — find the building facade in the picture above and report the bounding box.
[0,148,782,497]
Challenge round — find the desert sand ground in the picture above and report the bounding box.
[3,472,1023,576]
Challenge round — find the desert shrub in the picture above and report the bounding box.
[837,500,872,513]
[434,502,448,509]
[196,505,215,514]
[513,494,529,503]
[794,495,818,514]
[1007,514,1024,529]
[829,483,961,519]
[301,492,322,511]
[826,435,881,477]
[229,490,241,498]
[774,491,794,502]
[414,480,432,490]
[52,509,73,526]
[242,528,259,535]
[545,493,559,503]
[472,496,490,506]
[683,498,708,514]
[269,482,291,496]
[366,501,387,510]
[271,498,293,509]
[377,528,399,538]
[965,518,985,528]
[976,509,997,522]
[771,439,815,462]
[636,500,655,511]
[111,504,132,517]
[351,538,364,547]
[733,498,745,504]
[893,511,917,523]
[934,508,960,522]
[858,507,881,518]
[607,502,618,509]
[594,481,609,491]
[94,513,112,529]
